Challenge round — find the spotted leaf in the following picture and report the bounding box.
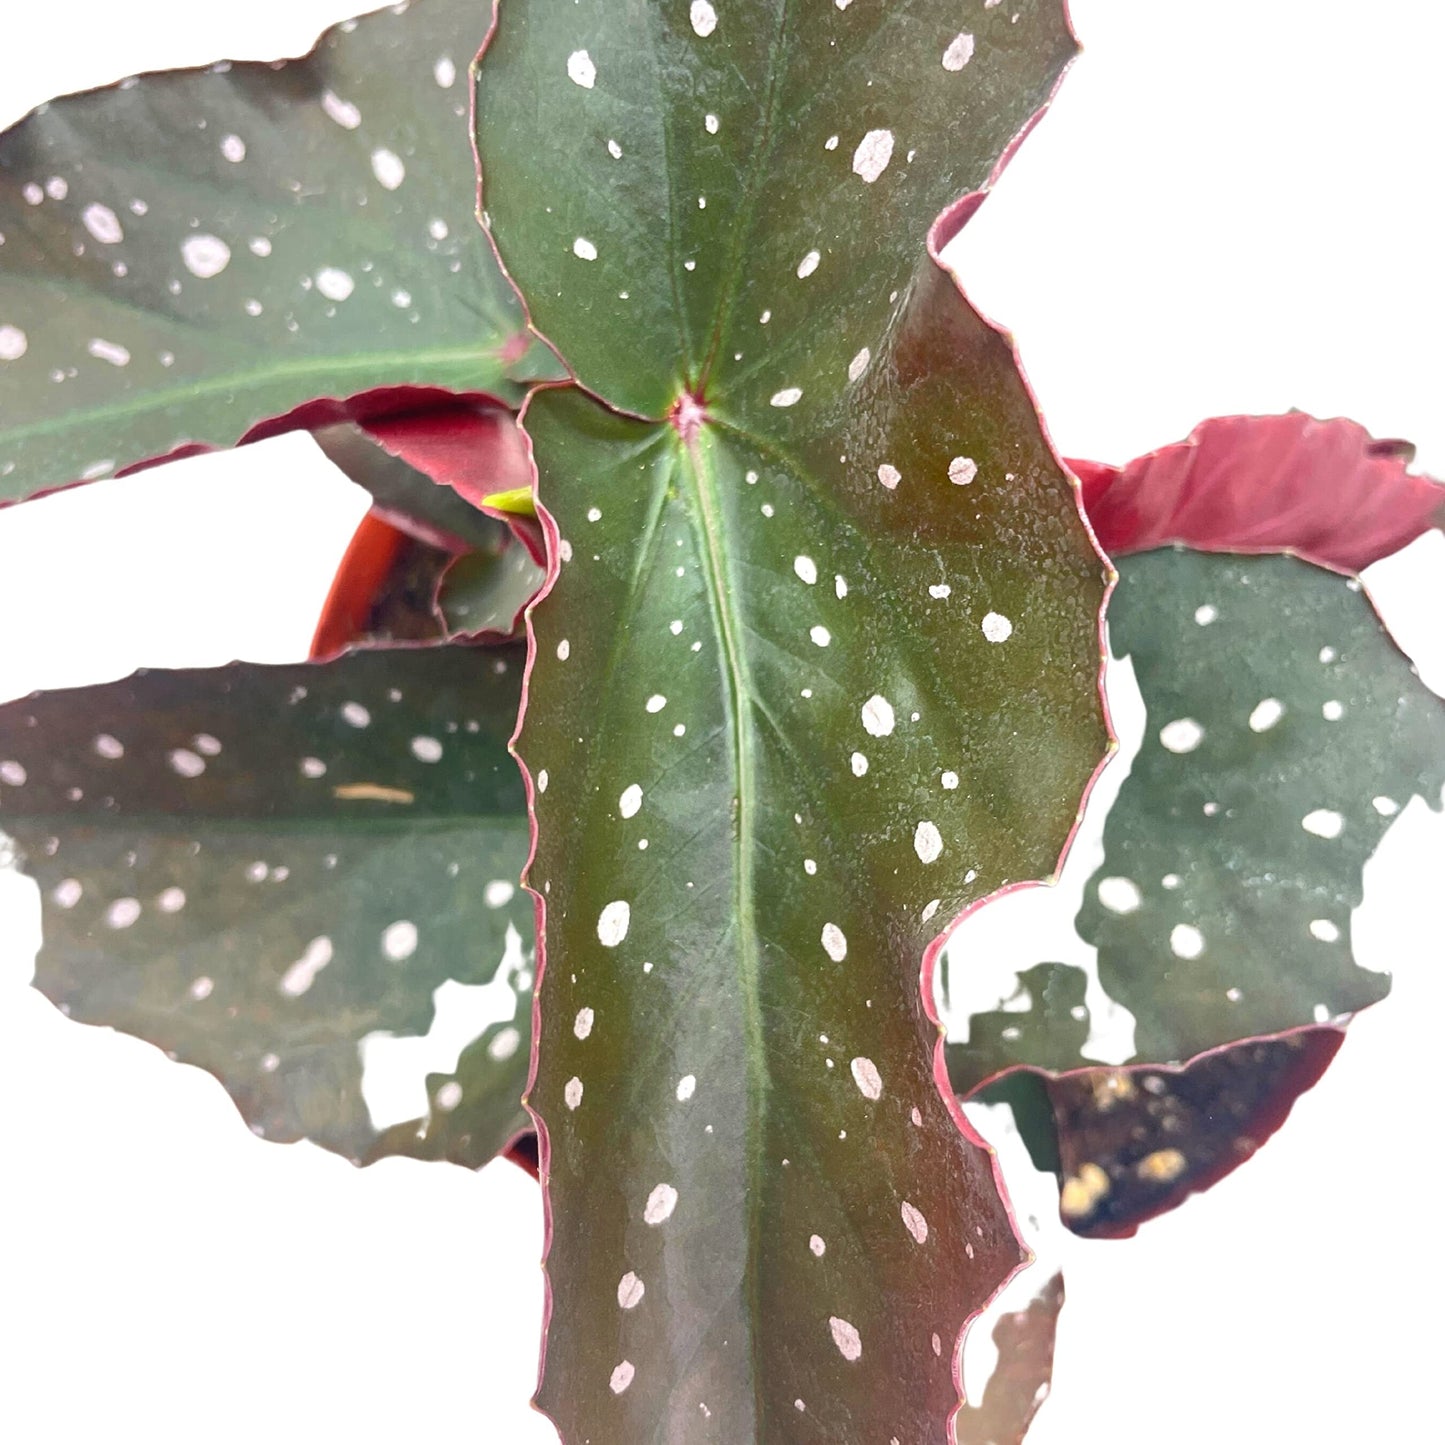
[950,548,1443,1090]
[0,644,535,1169]
[0,0,561,506]
[476,3,1107,1439]
[1045,1029,1344,1239]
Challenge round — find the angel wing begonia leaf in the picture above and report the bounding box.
[0,0,561,506]
[0,644,535,1170]
[948,549,1443,1084]
[475,4,1107,1440]
[1080,548,1444,1063]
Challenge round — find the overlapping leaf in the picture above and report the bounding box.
[956,1272,1065,1445]
[1045,1029,1343,1238]
[944,418,1445,1238]
[948,549,1443,1072]
[0,0,560,506]
[476,3,1107,1440]
[0,645,535,1168]
[1072,413,1444,571]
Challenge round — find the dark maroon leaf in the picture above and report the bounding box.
[1049,1029,1344,1239]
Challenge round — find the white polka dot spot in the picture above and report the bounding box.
[371,147,406,190]
[1302,808,1344,839]
[690,1,718,37]
[381,921,418,961]
[852,129,894,183]
[1248,699,1284,732]
[943,32,976,70]
[900,1201,929,1244]
[981,611,1013,644]
[829,1316,863,1362]
[1097,876,1142,914]
[643,1183,678,1225]
[850,1056,882,1100]
[821,923,847,962]
[567,50,596,88]
[1159,718,1203,753]
[597,899,630,947]
[1169,924,1205,960]
[181,233,231,278]
[914,821,943,864]
[861,694,895,737]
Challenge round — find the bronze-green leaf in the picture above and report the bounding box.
[476,4,1106,1439]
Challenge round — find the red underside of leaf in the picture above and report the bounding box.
[1070,413,1444,570]
[352,402,547,563]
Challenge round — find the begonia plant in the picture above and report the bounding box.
[1,2,1440,1441]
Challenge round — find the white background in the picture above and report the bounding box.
[1,2,1442,1441]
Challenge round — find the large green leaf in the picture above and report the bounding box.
[476,4,1106,1439]
[0,644,534,1169]
[0,0,560,505]
[949,549,1444,1095]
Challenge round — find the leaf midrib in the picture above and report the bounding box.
[680,428,769,1434]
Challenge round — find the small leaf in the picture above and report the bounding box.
[1047,1030,1343,1238]
[1070,413,1444,570]
[314,408,527,554]
[949,550,1444,1083]
[476,3,1106,1438]
[956,1271,1065,1445]
[0,645,534,1169]
[437,544,546,640]
[0,0,561,506]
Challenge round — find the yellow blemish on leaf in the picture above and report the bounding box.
[332,783,415,804]
[1089,1070,1136,1111]
[480,486,536,516]
[1059,1161,1111,1219]
[1136,1148,1188,1184]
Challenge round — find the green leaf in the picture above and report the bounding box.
[437,543,546,638]
[477,4,1106,1437]
[0,644,535,1169]
[1083,550,1444,1063]
[0,0,561,505]
[948,549,1445,1097]
[314,417,518,553]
